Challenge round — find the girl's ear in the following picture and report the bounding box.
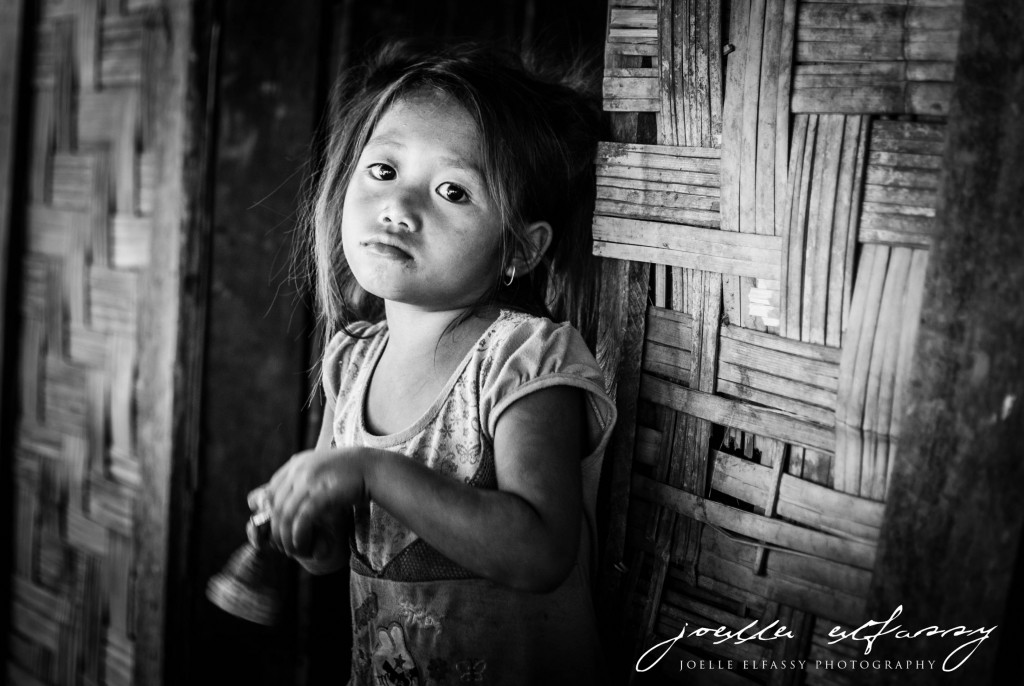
[508,220,553,277]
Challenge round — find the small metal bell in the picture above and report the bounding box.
[206,499,283,625]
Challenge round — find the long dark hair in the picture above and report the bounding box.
[305,40,603,347]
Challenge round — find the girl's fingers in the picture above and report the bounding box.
[275,480,315,557]
[291,496,321,558]
[247,485,270,513]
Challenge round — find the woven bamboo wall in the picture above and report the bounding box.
[595,0,960,682]
[7,1,166,684]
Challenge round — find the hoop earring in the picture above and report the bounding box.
[504,265,516,287]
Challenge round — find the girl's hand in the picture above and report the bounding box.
[258,447,369,560]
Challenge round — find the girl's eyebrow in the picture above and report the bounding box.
[365,134,483,179]
[363,135,404,149]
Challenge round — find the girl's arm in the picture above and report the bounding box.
[267,385,586,592]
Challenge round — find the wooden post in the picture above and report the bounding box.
[136,1,217,684]
[870,0,1024,682]
[0,0,28,673]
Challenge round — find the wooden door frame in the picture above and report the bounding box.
[870,0,1024,682]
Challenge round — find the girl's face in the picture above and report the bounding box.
[341,90,502,312]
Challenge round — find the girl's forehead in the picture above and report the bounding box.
[369,90,482,153]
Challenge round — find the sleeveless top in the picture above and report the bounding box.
[322,310,617,686]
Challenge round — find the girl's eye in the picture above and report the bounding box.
[368,163,396,181]
[436,182,469,204]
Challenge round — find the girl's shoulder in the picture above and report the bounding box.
[321,320,387,403]
[480,309,594,366]
[478,309,615,440]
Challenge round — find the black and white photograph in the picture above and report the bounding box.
[0,0,1021,685]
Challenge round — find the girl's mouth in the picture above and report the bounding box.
[363,240,412,261]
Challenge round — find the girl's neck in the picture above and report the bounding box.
[382,301,499,362]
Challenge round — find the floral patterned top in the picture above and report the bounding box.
[322,310,617,686]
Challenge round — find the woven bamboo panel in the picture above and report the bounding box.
[8,2,160,685]
[595,0,958,682]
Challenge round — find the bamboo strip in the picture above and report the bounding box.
[110,214,151,268]
[740,0,766,234]
[640,374,835,452]
[88,476,134,536]
[791,87,905,113]
[804,115,845,345]
[598,141,722,165]
[27,205,73,257]
[593,217,782,280]
[596,199,721,227]
[607,42,660,58]
[711,451,884,535]
[720,0,748,234]
[610,0,658,8]
[646,305,693,347]
[719,328,841,387]
[598,162,720,186]
[826,116,865,346]
[77,0,99,91]
[611,7,659,26]
[604,76,660,99]
[751,439,786,573]
[605,98,662,112]
[69,325,106,367]
[598,176,722,197]
[860,247,912,499]
[716,358,837,410]
[863,184,936,206]
[716,377,837,427]
[87,266,138,333]
[834,245,890,493]
[798,3,906,28]
[643,340,692,383]
[67,214,89,329]
[779,115,805,338]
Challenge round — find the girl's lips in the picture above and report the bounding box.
[363,240,412,260]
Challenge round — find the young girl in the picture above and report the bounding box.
[257,41,616,685]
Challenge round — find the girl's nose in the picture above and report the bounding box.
[378,189,420,232]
